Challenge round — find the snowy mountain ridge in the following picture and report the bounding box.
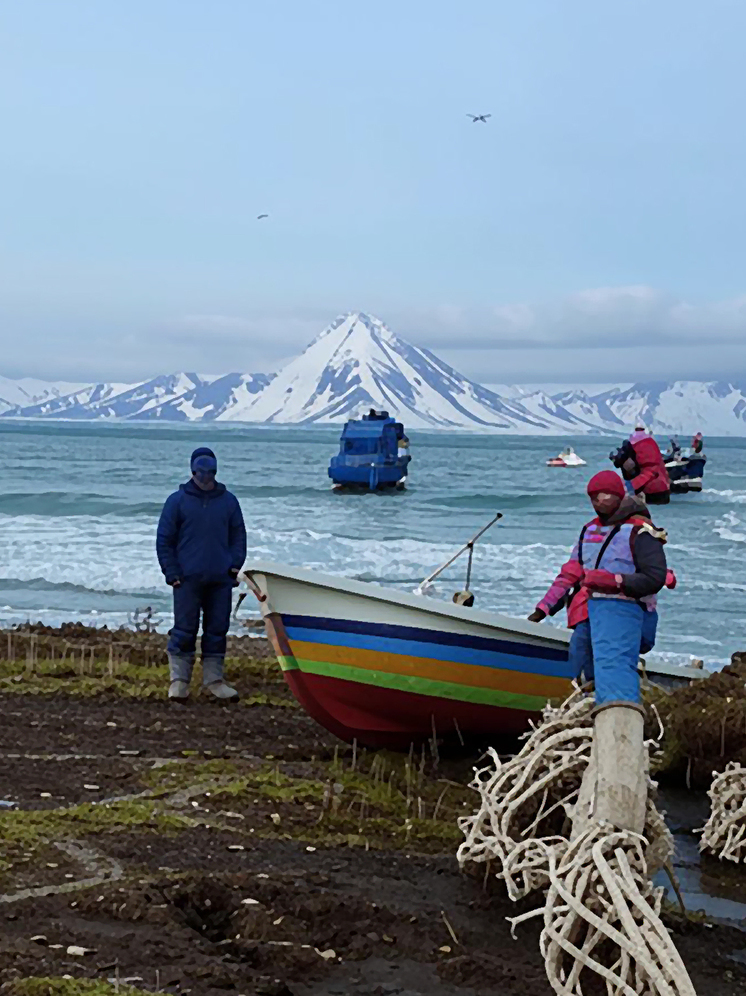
[2,311,745,435]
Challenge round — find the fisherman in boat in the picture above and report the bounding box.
[527,470,669,704]
[691,431,704,455]
[610,424,670,504]
[156,447,247,703]
[664,436,682,462]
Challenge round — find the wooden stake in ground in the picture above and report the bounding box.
[540,701,695,996]
[572,701,647,837]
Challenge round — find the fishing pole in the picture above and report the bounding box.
[414,512,503,596]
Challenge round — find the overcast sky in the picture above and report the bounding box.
[1,0,745,386]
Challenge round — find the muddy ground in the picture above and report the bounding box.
[0,636,745,996]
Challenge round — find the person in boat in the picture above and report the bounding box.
[397,434,410,459]
[527,470,669,704]
[665,436,682,461]
[610,425,670,504]
[691,431,704,455]
[156,447,247,703]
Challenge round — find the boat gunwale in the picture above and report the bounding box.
[244,560,572,647]
[244,561,710,683]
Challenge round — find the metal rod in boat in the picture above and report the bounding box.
[414,512,502,594]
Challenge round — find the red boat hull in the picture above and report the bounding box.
[284,668,535,748]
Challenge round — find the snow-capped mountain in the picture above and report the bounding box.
[0,375,87,414]
[2,312,746,434]
[133,372,274,421]
[211,312,556,430]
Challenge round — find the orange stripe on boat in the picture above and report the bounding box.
[288,639,568,698]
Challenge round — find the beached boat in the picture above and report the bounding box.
[546,446,587,468]
[242,562,706,748]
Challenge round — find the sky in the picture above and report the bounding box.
[1,0,745,387]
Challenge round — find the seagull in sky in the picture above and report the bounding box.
[467,114,491,123]
[257,213,269,220]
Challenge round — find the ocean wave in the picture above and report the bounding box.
[0,492,163,518]
[232,484,337,499]
[0,576,164,598]
[420,492,586,511]
[702,488,746,503]
[713,511,746,543]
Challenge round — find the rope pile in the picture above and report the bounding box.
[700,761,746,863]
[509,826,695,996]
[457,688,595,899]
[458,687,693,995]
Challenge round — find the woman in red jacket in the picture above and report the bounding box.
[611,429,670,504]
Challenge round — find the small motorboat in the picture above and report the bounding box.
[663,434,707,494]
[242,561,707,748]
[547,446,587,468]
[328,409,411,491]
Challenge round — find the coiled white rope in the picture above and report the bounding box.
[700,762,746,863]
[457,688,594,899]
[508,826,695,996]
[458,688,696,995]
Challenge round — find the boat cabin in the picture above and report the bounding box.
[328,410,411,489]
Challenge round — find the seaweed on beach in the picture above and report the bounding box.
[649,653,746,788]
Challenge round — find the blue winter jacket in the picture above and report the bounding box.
[156,479,247,585]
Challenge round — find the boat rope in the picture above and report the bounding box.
[508,826,696,996]
[457,687,596,899]
[458,686,694,994]
[700,762,746,863]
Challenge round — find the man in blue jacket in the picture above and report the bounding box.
[156,447,247,702]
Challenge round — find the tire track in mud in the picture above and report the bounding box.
[0,758,245,904]
[0,841,124,904]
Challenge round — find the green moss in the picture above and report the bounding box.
[0,656,281,700]
[242,692,299,709]
[222,760,466,852]
[127,749,469,855]
[8,980,152,996]
[143,757,246,791]
[0,800,192,876]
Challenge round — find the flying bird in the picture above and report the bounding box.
[257,213,269,220]
[467,114,491,123]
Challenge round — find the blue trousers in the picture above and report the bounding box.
[568,600,647,704]
[167,581,233,660]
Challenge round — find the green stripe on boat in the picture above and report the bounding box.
[286,656,551,711]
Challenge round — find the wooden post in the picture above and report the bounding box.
[573,702,647,837]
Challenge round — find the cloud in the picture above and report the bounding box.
[162,312,329,355]
[1,287,744,385]
[391,287,746,354]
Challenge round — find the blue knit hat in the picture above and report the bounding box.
[191,447,217,473]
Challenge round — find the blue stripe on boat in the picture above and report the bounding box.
[284,624,572,679]
[281,613,568,662]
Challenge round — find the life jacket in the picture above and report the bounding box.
[565,515,661,626]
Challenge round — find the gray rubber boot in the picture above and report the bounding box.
[168,653,195,702]
[202,656,239,702]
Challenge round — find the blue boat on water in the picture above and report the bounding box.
[328,410,411,490]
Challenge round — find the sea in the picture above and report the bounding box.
[0,420,744,670]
